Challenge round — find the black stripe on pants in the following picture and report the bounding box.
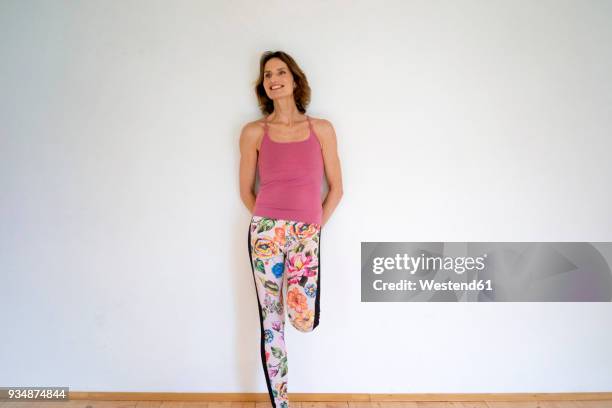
[313,227,321,329]
[247,223,277,408]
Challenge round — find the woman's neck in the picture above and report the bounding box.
[269,100,303,126]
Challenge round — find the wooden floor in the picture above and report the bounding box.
[2,401,612,408]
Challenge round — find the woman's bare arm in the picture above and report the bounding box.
[239,122,259,214]
[317,119,344,228]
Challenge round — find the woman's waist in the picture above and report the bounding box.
[258,178,322,189]
[255,186,322,206]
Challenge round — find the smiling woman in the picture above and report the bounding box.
[238,50,344,408]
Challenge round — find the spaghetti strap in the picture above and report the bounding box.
[306,115,313,131]
[264,115,314,144]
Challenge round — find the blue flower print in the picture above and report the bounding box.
[304,282,317,298]
[272,262,284,278]
[264,329,274,343]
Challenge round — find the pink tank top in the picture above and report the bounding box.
[253,115,324,225]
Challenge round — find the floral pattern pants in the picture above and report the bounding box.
[247,215,322,408]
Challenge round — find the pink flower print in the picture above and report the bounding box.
[286,252,317,285]
[270,366,279,377]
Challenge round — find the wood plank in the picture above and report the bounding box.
[159,402,183,408]
[300,403,349,408]
[485,402,544,408]
[180,402,209,408]
[208,403,232,408]
[574,401,612,408]
[371,403,420,408]
[539,402,583,408]
[79,401,139,408]
[229,403,256,408]
[135,402,163,408]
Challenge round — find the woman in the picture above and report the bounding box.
[239,50,344,408]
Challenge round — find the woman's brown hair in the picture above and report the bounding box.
[254,51,311,115]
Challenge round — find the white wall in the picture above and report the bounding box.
[1,0,611,393]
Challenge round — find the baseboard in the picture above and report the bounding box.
[67,392,612,402]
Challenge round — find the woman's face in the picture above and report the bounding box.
[263,57,295,100]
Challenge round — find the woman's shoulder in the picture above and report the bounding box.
[239,118,267,151]
[308,115,335,140]
[239,118,267,142]
[308,115,332,126]
[242,117,266,133]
